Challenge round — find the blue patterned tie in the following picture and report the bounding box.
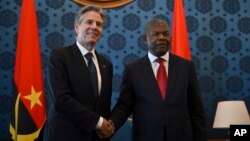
[85,52,98,97]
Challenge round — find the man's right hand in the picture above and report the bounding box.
[97,119,115,138]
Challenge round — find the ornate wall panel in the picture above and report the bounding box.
[0,0,250,140]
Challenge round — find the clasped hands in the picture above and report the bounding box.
[97,119,115,138]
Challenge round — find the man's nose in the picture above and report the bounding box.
[158,33,165,38]
[91,23,97,28]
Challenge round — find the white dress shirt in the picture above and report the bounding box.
[148,51,169,78]
[76,41,103,129]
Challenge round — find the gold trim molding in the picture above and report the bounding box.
[73,0,133,8]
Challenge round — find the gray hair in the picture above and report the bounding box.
[144,19,169,34]
[74,5,106,27]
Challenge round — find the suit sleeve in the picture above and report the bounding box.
[110,65,134,131]
[188,62,207,141]
[48,49,100,132]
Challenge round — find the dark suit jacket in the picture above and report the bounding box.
[110,53,206,141]
[44,43,113,141]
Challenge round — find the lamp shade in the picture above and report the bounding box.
[213,101,250,128]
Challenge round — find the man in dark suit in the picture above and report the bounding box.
[43,6,114,141]
[108,19,207,141]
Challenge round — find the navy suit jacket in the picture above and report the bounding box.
[111,53,206,141]
[44,43,113,141]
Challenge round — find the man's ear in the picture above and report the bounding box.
[142,34,147,44]
[74,24,79,34]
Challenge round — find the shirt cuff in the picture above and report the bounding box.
[95,116,103,129]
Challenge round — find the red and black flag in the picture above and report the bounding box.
[9,0,46,140]
[171,0,191,60]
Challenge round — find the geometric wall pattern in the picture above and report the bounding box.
[0,0,249,140]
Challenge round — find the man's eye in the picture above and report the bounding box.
[150,32,170,37]
[163,32,170,36]
[96,22,102,27]
[86,21,92,24]
[150,32,160,36]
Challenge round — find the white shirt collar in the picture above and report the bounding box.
[148,51,169,63]
[76,41,97,60]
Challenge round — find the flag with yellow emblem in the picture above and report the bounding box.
[9,0,46,140]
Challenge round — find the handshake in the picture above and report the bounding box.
[97,119,115,138]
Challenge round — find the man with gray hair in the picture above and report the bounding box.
[43,5,114,141]
[108,19,207,141]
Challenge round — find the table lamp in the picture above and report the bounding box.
[213,101,250,140]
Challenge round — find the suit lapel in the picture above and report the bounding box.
[167,53,181,101]
[70,44,96,99]
[95,52,106,97]
[139,56,164,102]
[70,43,89,74]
